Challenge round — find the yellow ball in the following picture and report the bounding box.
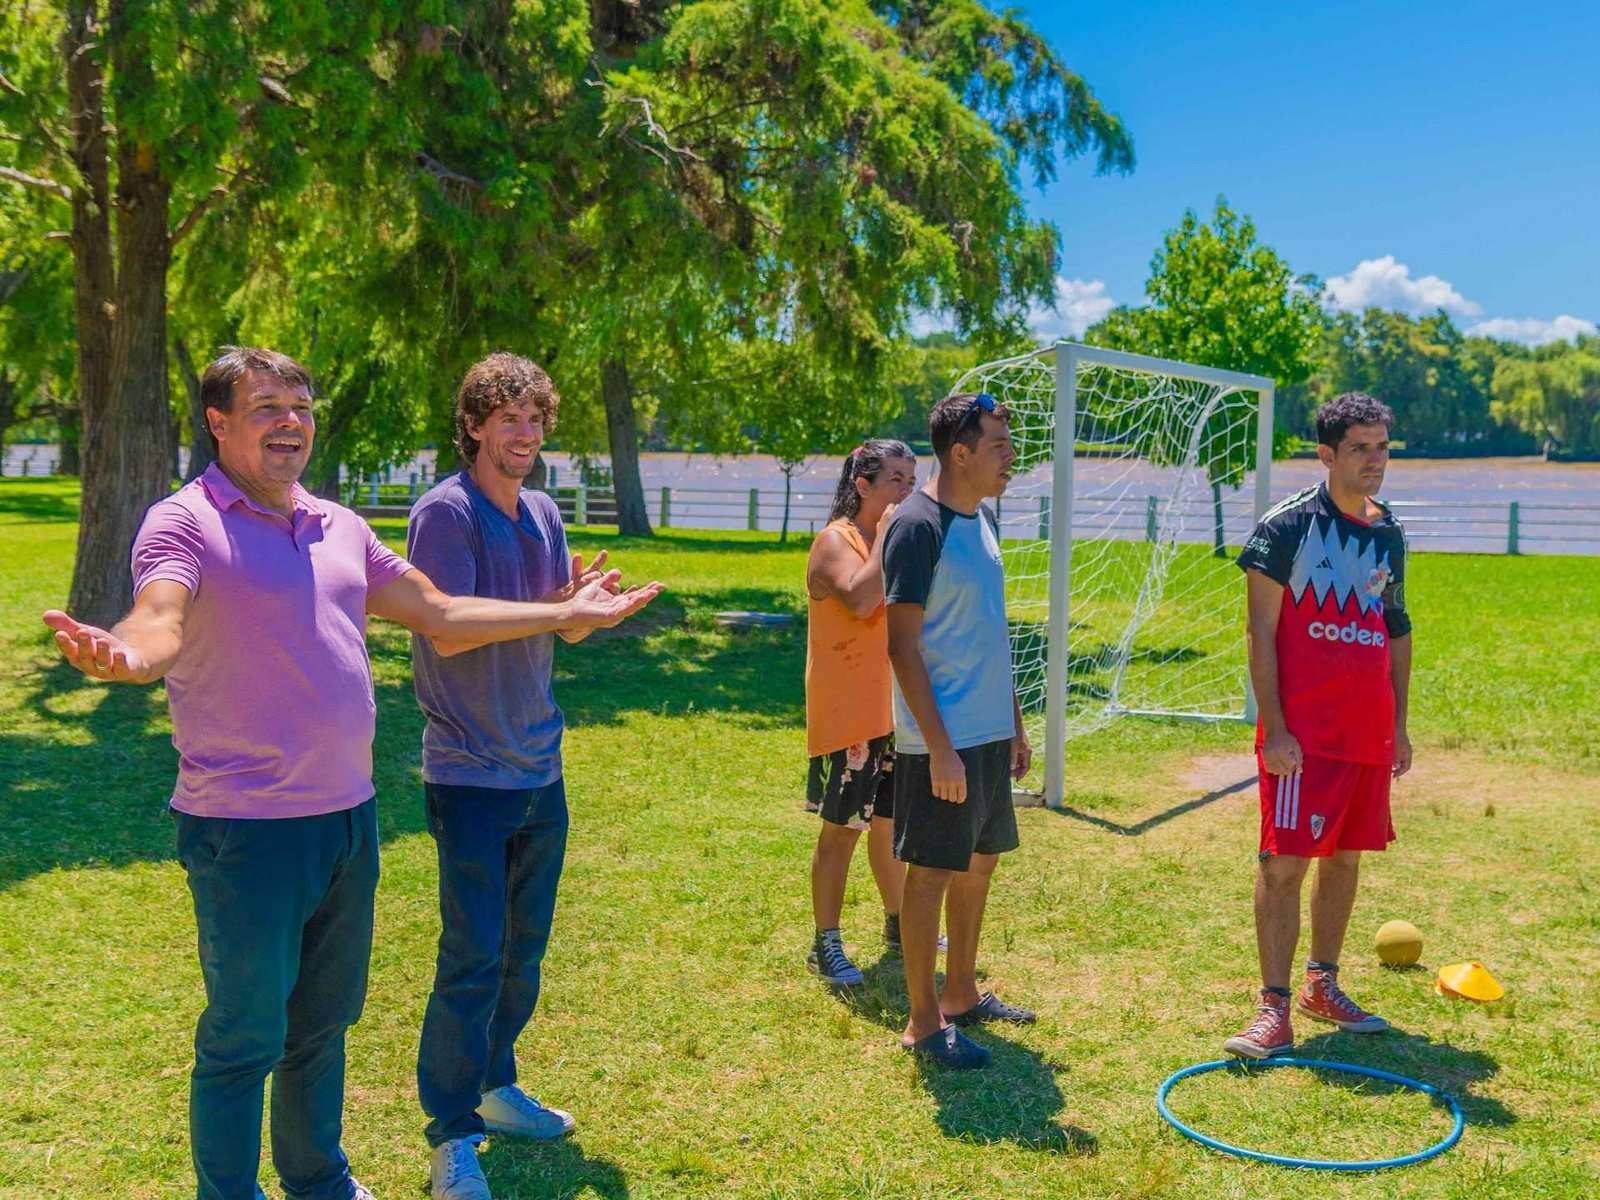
[1375,919,1423,967]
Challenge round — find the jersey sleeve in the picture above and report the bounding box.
[405,497,476,596]
[882,507,941,607]
[1382,526,1411,638]
[1236,512,1296,586]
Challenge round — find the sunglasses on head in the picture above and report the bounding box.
[956,391,998,432]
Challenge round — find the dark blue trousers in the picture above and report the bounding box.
[175,798,379,1200]
[417,779,569,1147]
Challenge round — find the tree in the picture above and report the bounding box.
[0,200,76,457]
[569,0,1132,533]
[1088,198,1323,551]
[0,2,390,622]
[1491,342,1600,456]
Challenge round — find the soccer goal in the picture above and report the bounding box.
[946,342,1275,807]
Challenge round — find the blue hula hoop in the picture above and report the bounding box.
[1156,1057,1464,1171]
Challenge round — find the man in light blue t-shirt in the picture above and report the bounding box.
[881,391,1035,1070]
[408,353,658,1200]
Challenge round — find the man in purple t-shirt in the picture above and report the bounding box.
[43,347,661,1200]
[407,355,601,1200]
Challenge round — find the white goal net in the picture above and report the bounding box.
[946,342,1275,805]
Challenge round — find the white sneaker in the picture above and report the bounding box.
[476,1085,575,1140]
[430,1137,491,1200]
[352,1184,377,1200]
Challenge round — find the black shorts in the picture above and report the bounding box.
[806,735,894,828]
[893,738,1019,870]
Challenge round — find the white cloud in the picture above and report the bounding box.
[1467,314,1597,347]
[1029,277,1117,341]
[1323,255,1481,318]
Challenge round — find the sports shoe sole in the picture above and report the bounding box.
[806,959,864,987]
[1296,1002,1389,1033]
[480,1115,574,1139]
[1222,1035,1293,1059]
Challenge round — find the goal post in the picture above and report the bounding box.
[948,341,1276,808]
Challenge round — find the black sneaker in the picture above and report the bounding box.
[806,929,864,986]
[946,992,1037,1026]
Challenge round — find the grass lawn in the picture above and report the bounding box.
[1,476,1597,1199]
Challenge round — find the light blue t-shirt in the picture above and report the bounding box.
[407,471,570,789]
[880,489,1016,754]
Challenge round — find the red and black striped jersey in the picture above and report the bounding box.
[1237,483,1411,766]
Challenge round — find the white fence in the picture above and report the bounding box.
[4,445,1597,554]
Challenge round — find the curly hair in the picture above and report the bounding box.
[453,352,561,464]
[1316,392,1393,448]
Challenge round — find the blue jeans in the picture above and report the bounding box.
[175,799,379,1200]
[417,779,569,1147]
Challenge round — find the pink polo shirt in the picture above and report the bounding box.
[131,464,413,819]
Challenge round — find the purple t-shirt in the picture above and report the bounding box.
[131,464,412,819]
[407,472,570,789]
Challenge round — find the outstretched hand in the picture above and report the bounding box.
[540,551,616,606]
[566,575,664,631]
[42,609,152,683]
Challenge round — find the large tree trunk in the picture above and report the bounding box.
[601,355,652,536]
[174,335,214,481]
[65,4,176,626]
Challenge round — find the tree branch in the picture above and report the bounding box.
[0,165,71,201]
[415,152,486,193]
[169,184,230,247]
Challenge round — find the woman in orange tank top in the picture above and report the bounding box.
[803,438,916,985]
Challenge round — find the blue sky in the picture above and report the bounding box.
[1001,1,1599,345]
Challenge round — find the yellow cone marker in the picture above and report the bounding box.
[1436,961,1504,1002]
[1375,919,1423,967]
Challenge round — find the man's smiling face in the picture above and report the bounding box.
[210,368,316,489]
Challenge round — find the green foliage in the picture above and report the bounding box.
[1278,309,1529,454]
[1491,341,1600,455]
[1091,198,1323,391]
[0,202,76,442]
[1086,199,1322,481]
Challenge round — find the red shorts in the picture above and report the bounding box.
[1257,752,1395,858]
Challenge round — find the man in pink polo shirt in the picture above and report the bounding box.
[43,346,660,1200]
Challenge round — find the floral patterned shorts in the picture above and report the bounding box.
[805,734,894,829]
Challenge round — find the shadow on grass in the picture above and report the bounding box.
[479,1135,630,1199]
[1294,1029,1515,1128]
[0,656,434,890]
[0,481,81,524]
[534,588,807,729]
[1044,775,1255,836]
[4,585,803,888]
[837,952,1095,1154]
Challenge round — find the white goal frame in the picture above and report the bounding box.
[1035,342,1276,808]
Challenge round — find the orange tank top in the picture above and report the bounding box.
[805,519,894,757]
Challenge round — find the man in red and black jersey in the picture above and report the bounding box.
[1224,393,1414,1059]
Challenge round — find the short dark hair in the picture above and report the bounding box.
[1316,392,1393,449]
[199,346,313,455]
[929,392,1009,462]
[454,352,560,465]
[827,438,915,521]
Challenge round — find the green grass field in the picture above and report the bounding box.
[2,477,1597,1199]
